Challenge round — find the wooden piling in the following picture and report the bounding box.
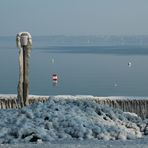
[16,32,32,107]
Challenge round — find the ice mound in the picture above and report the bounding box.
[0,96,147,144]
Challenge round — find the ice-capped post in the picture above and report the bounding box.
[16,32,32,107]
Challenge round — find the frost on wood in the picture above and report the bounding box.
[16,32,32,107]
[0,97,147,144]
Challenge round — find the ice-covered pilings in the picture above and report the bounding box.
[28,96,49,104]
[93,97,148,119]
[0,95,49,109]
[0,95,147,118]
[0,97,17,109]
[52,96,148,119]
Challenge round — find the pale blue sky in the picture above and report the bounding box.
[0,0,148,36]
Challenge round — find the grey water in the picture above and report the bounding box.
[0,36,148,96]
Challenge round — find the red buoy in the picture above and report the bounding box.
[52,74,58,81]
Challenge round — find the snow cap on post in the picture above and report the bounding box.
[20,35,28,46]
[16,32,32,49]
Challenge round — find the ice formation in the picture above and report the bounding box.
[0,96,147,144]
[16,32,32,107]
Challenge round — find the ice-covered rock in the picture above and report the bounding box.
[0,97,147,144]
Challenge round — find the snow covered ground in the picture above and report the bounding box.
[0,95,148,147]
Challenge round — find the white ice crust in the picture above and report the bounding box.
[0,95,147,144]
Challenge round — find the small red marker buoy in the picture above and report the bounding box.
[52,74,58,81]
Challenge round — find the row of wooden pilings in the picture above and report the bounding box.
[0,96,49,109]
[0,96,148,118]
[94,98,148,119]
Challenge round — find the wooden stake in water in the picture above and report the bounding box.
[16,32,32,107]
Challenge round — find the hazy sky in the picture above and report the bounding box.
[0,0,148,36]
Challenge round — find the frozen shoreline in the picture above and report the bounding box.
[0,95,148,145]
[0,94,148,118]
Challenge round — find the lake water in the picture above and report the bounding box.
[0,36,148,96]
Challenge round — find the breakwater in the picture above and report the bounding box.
[94,97,148,119]
[0,95,48,109]
[0,95,147,118]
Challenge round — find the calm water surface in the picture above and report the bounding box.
[0,36,148,96]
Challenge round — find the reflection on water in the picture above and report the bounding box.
[52,81,58,87]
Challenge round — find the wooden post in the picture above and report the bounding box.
[23,45,29,106]
[16,32,32,107]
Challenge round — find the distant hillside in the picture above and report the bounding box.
[33,35,148,47]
